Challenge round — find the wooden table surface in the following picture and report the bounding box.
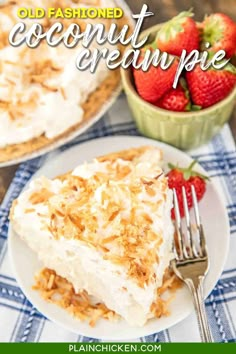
[0,0,236,203]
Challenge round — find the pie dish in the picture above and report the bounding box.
[0,0,133,165]
[10,146,177,327]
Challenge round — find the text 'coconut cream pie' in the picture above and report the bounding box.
[0,0,131,163]
[10,146,180,327]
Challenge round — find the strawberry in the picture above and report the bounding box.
[155,81,191,112]
[201,13,236,58]
[167,161,208,219]
[186,63,236,108]
[133,57,179,103]
[156,10,200,56]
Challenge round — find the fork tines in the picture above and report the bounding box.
[173,186,207,261]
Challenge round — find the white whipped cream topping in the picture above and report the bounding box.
[0,0,116,148]
[11,148,174,326]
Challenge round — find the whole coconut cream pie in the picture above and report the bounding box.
[10,146,180,327]
[0,0,130,163]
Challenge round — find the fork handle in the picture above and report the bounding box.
[185,277,213,342]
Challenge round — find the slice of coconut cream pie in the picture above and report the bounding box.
[10,146,174,326]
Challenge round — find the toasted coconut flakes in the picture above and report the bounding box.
[151,269,182,317]
[60,87,67,100]
[2,91,40,121]
[4,60,18,66]
[158,269,182,296]
[115,165,131,180]
[0,100,10,106]
[41,83,58,92]
[141,178,154,186]
[97,245,109,253]
[0,0,117,122]
[108,210,120,222]
[24,208,35,214]
[33,267,182,326]
[27,59,62,93]
[101,235,119,244]
[151,297,169,318]
[5,78,16,85]
[33,268,118,327]
[29,188,55,204]
[9,111,15,121]
[22,147,169,287]
[0,32,9,49]
[142,213,153,224]
[47,274,55,290]
[97,146,152,163]
[146,186,156,197]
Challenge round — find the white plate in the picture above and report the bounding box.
[0,0,134,168]
[8,136,230,340]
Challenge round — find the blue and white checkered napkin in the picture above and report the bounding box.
[0,95,236,343]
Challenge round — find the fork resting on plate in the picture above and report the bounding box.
[171,186,213,342]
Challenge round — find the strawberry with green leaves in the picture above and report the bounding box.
[133,56,179,104]
[186,62,236,108]
[167,161,208,219]
[201,13,236,58]
[156,10,200,56]
[155,80,191,112]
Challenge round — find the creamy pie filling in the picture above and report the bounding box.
[10,147,175,326]
[0,0,117,148]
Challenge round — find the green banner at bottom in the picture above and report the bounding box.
[0,342,236,354]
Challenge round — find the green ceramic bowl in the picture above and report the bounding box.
[121,24,236,150]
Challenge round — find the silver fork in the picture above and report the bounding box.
[171,185,213,342]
